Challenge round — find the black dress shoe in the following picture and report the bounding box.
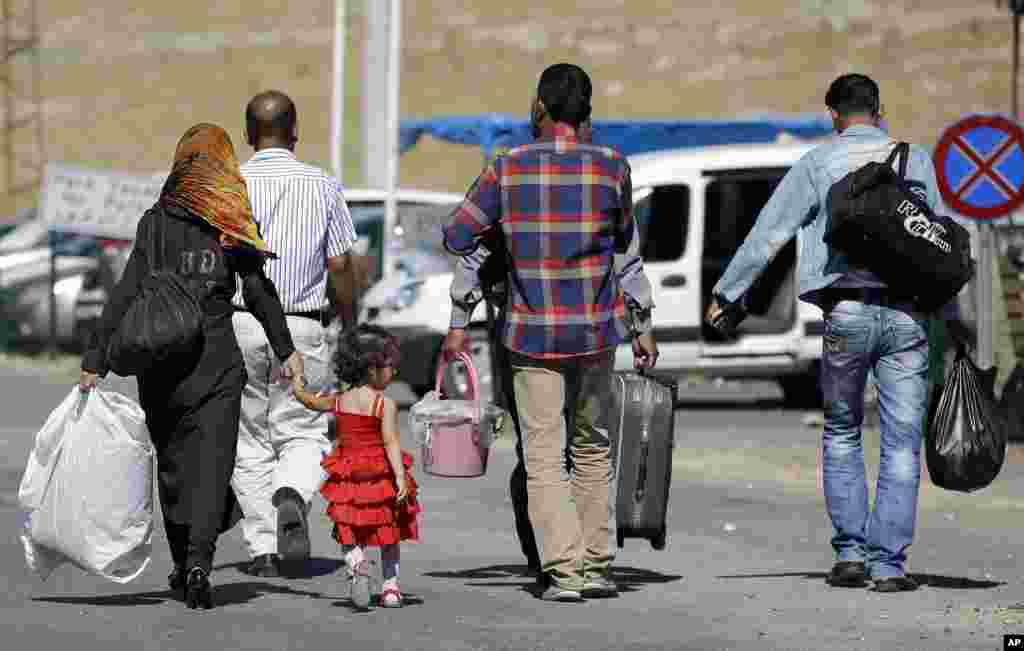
[273,487,310,562]
[184,567,213,610]
[246,554,280,578]
[826,561,868,587]
[872,576,919,593]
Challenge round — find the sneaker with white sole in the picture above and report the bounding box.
[581,575,619,598]
[349,560,372,610]
[540,583,583,602]
[380,584,403,608]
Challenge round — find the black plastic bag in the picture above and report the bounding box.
[997,362,1024,443]
[106,209,203,377]
[925,347,1007,492]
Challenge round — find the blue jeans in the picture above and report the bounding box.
[821,299,929,579]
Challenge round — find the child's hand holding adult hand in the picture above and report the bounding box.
[395,476,409,503]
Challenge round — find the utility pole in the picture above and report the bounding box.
[381,0,401,281]
[330,0,346,181]
[361,0,389,189]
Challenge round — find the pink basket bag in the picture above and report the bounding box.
[421,352,490,478]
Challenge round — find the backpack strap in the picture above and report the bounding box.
[372,394,385,420]
[886,142,910,179]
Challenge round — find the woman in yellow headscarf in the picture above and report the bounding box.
[161,122,275,256]
[79,124,302,610]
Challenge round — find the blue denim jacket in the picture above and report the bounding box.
[713,124,941,309]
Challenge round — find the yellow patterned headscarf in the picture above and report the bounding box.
[160,123,277,258]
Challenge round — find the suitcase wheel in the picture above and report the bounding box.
[651,528,666,551]
[616,530,625,549]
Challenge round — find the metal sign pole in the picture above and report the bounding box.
[979,225,995,368]
[329,0,346,180]
[381,0,401,280]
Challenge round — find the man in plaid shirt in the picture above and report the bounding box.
[443,63,657,602]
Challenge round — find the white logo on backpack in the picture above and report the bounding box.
[898,199,950,253]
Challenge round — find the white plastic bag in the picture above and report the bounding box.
[18,387,155,584]
[408,390,506,449]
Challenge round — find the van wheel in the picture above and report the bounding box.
[779,364,822,409]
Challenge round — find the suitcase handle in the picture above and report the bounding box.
[434,351,482,421]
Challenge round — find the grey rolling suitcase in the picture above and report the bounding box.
[609,372,677,550]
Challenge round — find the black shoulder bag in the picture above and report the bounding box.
[106,210,204,376]
[824,142,974,313]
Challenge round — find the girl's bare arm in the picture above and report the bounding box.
[380,398,408,501]
[293,380,336,413]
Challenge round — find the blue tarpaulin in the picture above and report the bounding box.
[399,114,834,158]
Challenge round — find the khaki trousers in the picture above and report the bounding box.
[510,349,615,588]
[231,311,333,558]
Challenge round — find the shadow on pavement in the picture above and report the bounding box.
[331,593,425,611]
[33,590,175,607]
[213,556,345,579]
[715,571,1004,589]
[674,399,787,411]
[424,563,683,594]
[33,581,324,608]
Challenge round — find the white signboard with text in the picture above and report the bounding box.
[39,163,166,240]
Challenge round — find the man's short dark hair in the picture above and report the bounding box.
[825,74,880,118]
[537,63,592,127]
[246,90,297,140]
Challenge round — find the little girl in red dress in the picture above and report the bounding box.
[293,324,420,610]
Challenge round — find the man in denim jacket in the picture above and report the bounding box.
[707,74,951,592]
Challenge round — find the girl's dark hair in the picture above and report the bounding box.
[333,324,401,388]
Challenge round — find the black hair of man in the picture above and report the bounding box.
[825,74,880,119]
[245,90,297,147]
[537,63,592,128]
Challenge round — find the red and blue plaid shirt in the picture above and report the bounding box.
[444,123,653,359]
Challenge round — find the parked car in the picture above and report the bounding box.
[0,215,103,350]
[71,189,463,357]
[361,142,831,407]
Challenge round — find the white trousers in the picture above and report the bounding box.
[231,311,333,558]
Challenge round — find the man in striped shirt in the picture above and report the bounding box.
[443,64,657,602]
[231,90,358,577]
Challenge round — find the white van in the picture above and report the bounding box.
[361,141,826,407]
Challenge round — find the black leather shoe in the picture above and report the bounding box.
[872,576,919,593]
[246,554,280,578]
[826,561,868,587]
[184,567,213,610]
[273,487,310,562]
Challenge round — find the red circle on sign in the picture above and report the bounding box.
[933,115,1024,220]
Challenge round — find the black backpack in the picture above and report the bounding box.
[106,208,204,376]
[824,142,974,313]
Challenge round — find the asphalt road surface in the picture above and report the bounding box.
[0,365,1022,650]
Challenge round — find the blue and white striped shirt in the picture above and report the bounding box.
[232,148,356,313]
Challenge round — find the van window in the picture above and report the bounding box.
[634,185,689,262]
[703,170,796,335]
[703,174,784,260]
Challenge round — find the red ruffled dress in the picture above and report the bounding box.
[320,394,421,547]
